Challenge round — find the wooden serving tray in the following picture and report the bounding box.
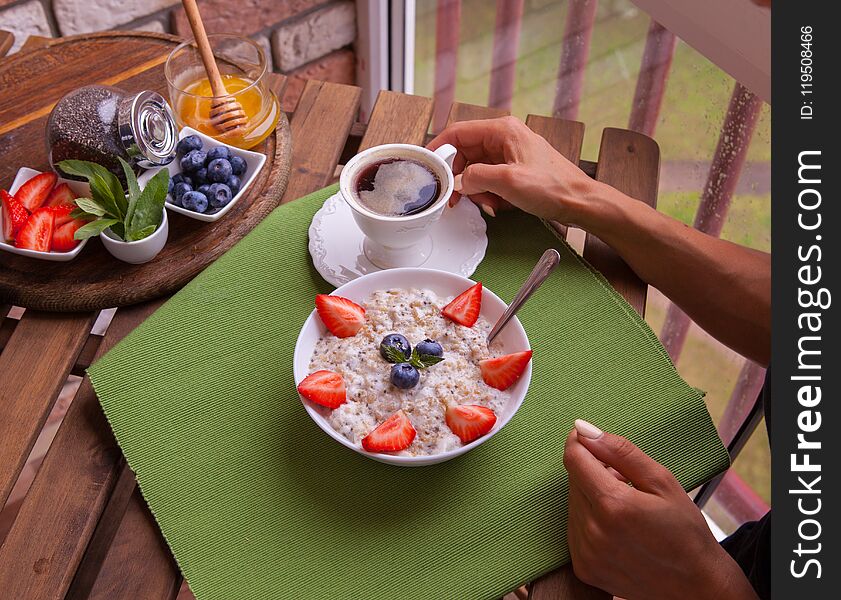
[0,31,291,312]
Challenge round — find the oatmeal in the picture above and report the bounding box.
[308,288,510,456]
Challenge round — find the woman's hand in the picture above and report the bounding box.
[564,420,759,600]
[427,116,603,224]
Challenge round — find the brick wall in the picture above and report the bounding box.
[0,0,357,110]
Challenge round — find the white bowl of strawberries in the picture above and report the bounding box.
[1,167,92,260]
[293,268,533,467]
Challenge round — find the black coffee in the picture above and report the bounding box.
[354,158,441,216]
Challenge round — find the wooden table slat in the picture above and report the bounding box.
[19,36,51,54]
[66,466,180,600]
[281,80,362,203]
[0,311,96,507]
[0,301,162,600]
[0,30,12,58]
[446,101,509,124]
[359,90,434,150]
[585,127,660,315]
[528,568,611,600]
[524,114,585,240]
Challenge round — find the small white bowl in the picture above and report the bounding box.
[0,167,91,261]
[137,127,266,223]
[100,208,169,264]
[293,268,532,467]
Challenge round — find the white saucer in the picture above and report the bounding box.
[308,192,488,287]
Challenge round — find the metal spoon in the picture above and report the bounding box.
[487,248,561,347]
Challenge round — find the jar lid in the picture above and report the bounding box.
[118,91,178,168]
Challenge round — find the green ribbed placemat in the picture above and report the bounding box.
[89,185,729,600]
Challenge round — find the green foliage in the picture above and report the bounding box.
[57,158,169,242]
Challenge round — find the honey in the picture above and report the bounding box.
[176,75,279,149]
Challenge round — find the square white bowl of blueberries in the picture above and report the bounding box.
[138,127,266,223]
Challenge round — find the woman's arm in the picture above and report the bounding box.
[575,182,770,366]
[428,117,770,365]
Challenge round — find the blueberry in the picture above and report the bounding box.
[229,155,247,176]
[207,183,233,208]
[181,191,208,213]
[180,150,207,173]
[206,146,231,162]
[167,177,173,195]
[193,167,208,185]
[226,175,241,196]
[380,334,411,362]
[173,182,192,202]
[176,135,202,157]
[171,172,192,187]
[415,338,443,358]
[197,184,211,197]
[207,158,233,183]
[167,194,179,207]
[390,363,420,389]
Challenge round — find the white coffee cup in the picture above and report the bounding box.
[340,143,457,268]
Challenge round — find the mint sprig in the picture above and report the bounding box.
[58,157,169,242]
[408,348,444,369]
[383,345,411,364]
[382,345,445,369]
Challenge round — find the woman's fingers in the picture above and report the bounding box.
[459,163,515,197]
[563,428,625,504]
[574,419,680,496]
[427,118,519,169]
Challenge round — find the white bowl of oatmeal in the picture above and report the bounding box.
[293,268,532,466]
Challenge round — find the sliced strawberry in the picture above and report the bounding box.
[15,172,57,212]
[297,370,346,409]
[2,190,29,242]
[315,294,366,338]
[51,219,88,252]
[51,204,75,227]
[442,282,482,327]
[479,350,533,391]
[362,410,416,453]
[445,404,497,444]
[14,207,55,252]
[44,183,76,208]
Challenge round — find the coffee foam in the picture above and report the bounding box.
[355,159,439,216]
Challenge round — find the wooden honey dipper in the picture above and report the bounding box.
[181,0,248,136]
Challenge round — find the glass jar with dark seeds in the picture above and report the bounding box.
[46,85,178,185]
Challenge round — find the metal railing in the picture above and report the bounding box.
[428,0,769,524]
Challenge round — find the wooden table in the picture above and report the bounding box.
[0,32,658,600]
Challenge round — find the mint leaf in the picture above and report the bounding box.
[408,348,445,369]
[58,160,125,220]
[119,157,141,228]
[73,218,119,240]
[70,207,93,220]
[127,168,168,241]
[110,222,126,240]
[129,224,157,241]
[383,345,410,364]
[74,197,106,217]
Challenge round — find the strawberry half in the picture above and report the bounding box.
[44,183,76,208]
[479,350,533,391]
[52,219,87,252]
[315,294,366,338]
[362,410,416,453]
[15,172,57,212]
[2,190,29,242]
[445,404,497,444]
[15,207,55,252]
[442,282,482,327]
[51,204,75,227]
[297,370,346,409]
